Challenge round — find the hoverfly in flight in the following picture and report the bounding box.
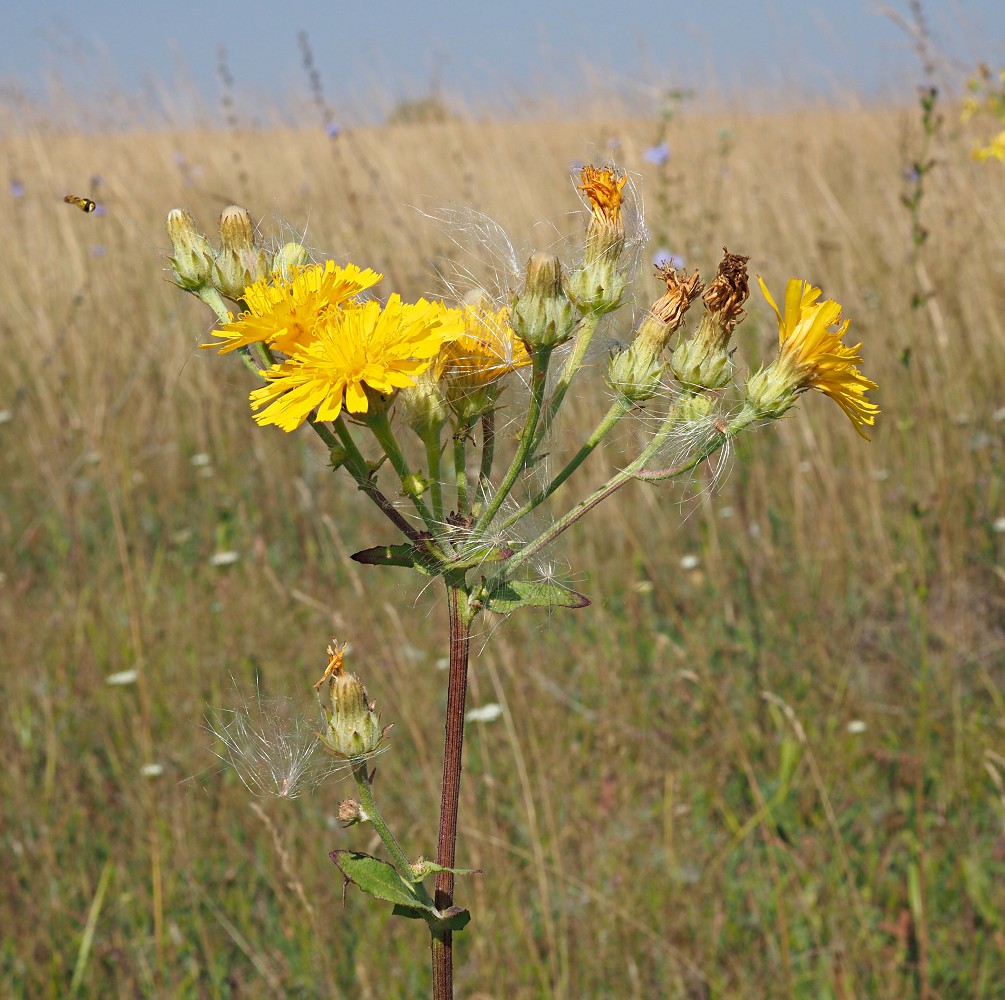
[63,194,97,213]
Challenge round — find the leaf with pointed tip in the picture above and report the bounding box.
[350,544,417,569]
[350,542,441,576]
[331,851,472,933]
[482,579,590,614]
[331,851,430,910]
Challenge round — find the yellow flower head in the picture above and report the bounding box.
[577,164,628,230]
[755,277,879,438]
[438,303,530,389]
[434,301,531,420]
[248,295,464,431]
[207,260,383,355]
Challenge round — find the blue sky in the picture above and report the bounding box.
[5,1,1004,118]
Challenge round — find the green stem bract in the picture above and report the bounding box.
[473,346,553,534]
[351,760,435,908]
[367,411,439,535]
[422,426,446,525]
[478,410,496,503]
[453,427,470,517]
[197,286,231,324]
[498,395,633,532]
[534,313,600,447]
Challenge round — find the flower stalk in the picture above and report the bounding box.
[167,163,878,1000]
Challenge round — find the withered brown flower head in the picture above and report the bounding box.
[650,264,705,330]
[702,247,751,332]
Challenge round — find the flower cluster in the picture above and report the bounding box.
[165,163,878,559]
[167,206,544,433]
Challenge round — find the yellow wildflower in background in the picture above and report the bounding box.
[208,261,383,356]
[749,277,879,438]
[962,65,1005,162]
[249,295,464,431]
[973,129,1005,162]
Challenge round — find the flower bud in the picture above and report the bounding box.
[213,205,269,301]
[166,209,214,291]
[401,473,428,498]
[399,369,449,438]
[315,641,388,760]
[337,798,364,826]
[271,241,311,282]
[607,344,662,404]
[328,445,350,471]
[677,392,714,424]
[511,253,577,350]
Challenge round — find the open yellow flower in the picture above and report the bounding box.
[750,277,878,438]
[249,295,464,431]
[207,260,383,355]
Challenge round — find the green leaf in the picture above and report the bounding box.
[391,904,471,933]
[350,544,418,569]
[331,851,430,910]
[331,851,471,933]
[350,541,441,576]
[482,578,590,614]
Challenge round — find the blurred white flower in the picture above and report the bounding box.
[106,669,138,686]
[465,704,503,723]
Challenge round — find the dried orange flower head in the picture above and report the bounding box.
[650,264,705,329]
[577,164,628,231]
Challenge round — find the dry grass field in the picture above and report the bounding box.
[2,74,1004,998]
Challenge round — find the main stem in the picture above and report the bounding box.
[431,582,473,1000]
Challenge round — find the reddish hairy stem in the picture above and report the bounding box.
[431,583,472,999]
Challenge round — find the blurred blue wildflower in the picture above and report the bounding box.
[325,121,342,138]
[10,179,24,199]
[653,248,685,270]
[643,141,670,166]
